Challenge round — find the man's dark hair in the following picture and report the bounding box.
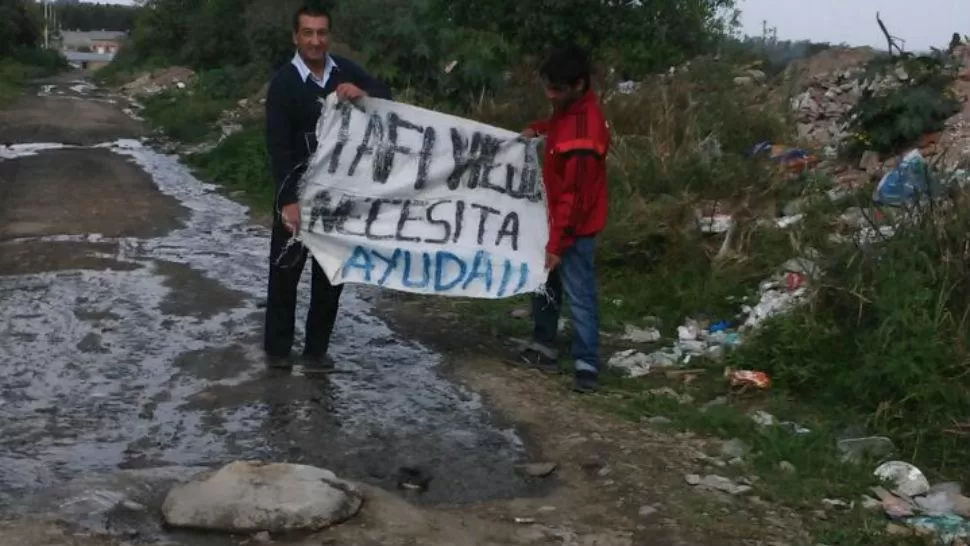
[539,45,591,91]
[292,3,332,32]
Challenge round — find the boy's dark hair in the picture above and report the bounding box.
[292,3,332,32]
[539,45,591,91]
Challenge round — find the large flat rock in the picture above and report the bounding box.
[162,461,363,533]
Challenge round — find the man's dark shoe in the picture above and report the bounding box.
[572,371,599,394]
[519,347,560,374]
[302,354,336,376]
[265,354,293,370]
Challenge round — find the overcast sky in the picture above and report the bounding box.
[80,0,969,52]
[738,0,969,52]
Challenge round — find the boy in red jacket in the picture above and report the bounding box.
[520,46,610,393]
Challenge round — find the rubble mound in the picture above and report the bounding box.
[940,44,970,168]
[783,47,881,147]
[121,66,197,97]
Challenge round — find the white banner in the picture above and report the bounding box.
[296,94,549,299]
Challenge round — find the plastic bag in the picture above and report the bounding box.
[874,149,934,206]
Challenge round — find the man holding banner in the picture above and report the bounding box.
[263,3,391,373]
[519,46,611,394]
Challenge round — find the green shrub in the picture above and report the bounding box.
[844,53,962,158]
[729,191,970,475]
[0,48,67,104]
[140,89,233,143]
[186,123,274,214]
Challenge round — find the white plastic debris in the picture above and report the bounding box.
[874,461,931,498]
[781,257,821,277]
[677,321,701,341]
[741,288,807,330]
[696,212,734,234]
[607,350,653,378]
[750,410,777,427]
[677,340,707,354]
[621,325,662,343]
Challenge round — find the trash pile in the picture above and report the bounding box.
[120,67,197,98]
[869,461,970,544]
[608,256,815,378]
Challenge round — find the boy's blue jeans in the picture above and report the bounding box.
[530,236,600,375]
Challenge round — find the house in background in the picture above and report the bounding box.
[59,30,127,69]
[63,50,113,70]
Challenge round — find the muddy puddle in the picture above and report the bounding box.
[0,97,543,539]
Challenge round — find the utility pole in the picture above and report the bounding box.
[43,0,50,49]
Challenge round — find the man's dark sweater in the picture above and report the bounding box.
[265,55,391,208]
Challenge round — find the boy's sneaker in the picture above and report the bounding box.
[572,371,599,394]
[518,347,560,374]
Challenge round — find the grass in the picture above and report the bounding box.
[0,49,66,106]
[593,366,928,546]
[140,90,234,143]
[0,60,30,105]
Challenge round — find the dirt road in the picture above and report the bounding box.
[0,74,806,545]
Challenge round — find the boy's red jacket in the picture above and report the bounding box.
[529,90,611,257]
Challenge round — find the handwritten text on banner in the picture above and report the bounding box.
[297,94,549,298]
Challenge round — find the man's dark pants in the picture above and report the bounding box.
[263,216,343,358]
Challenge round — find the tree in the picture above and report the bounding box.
[435,0,738,76]
[0,0,42,56]
[57,2,139,31]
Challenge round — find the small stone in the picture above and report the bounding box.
[685,474,702,486]
[733,76,755,87]
[720,439,748,459]
[638,505,659,518]
[516,462,558,478]
[693,474,752,495]
[252,531,272,544]
[859,150,882,174]
[120,500,147,511]
[510,308,530,319]
[538,506,557,513]
[861,496,882,510]
[778,461,796,473]
[647,416,672,425]
[747,69,767,83]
